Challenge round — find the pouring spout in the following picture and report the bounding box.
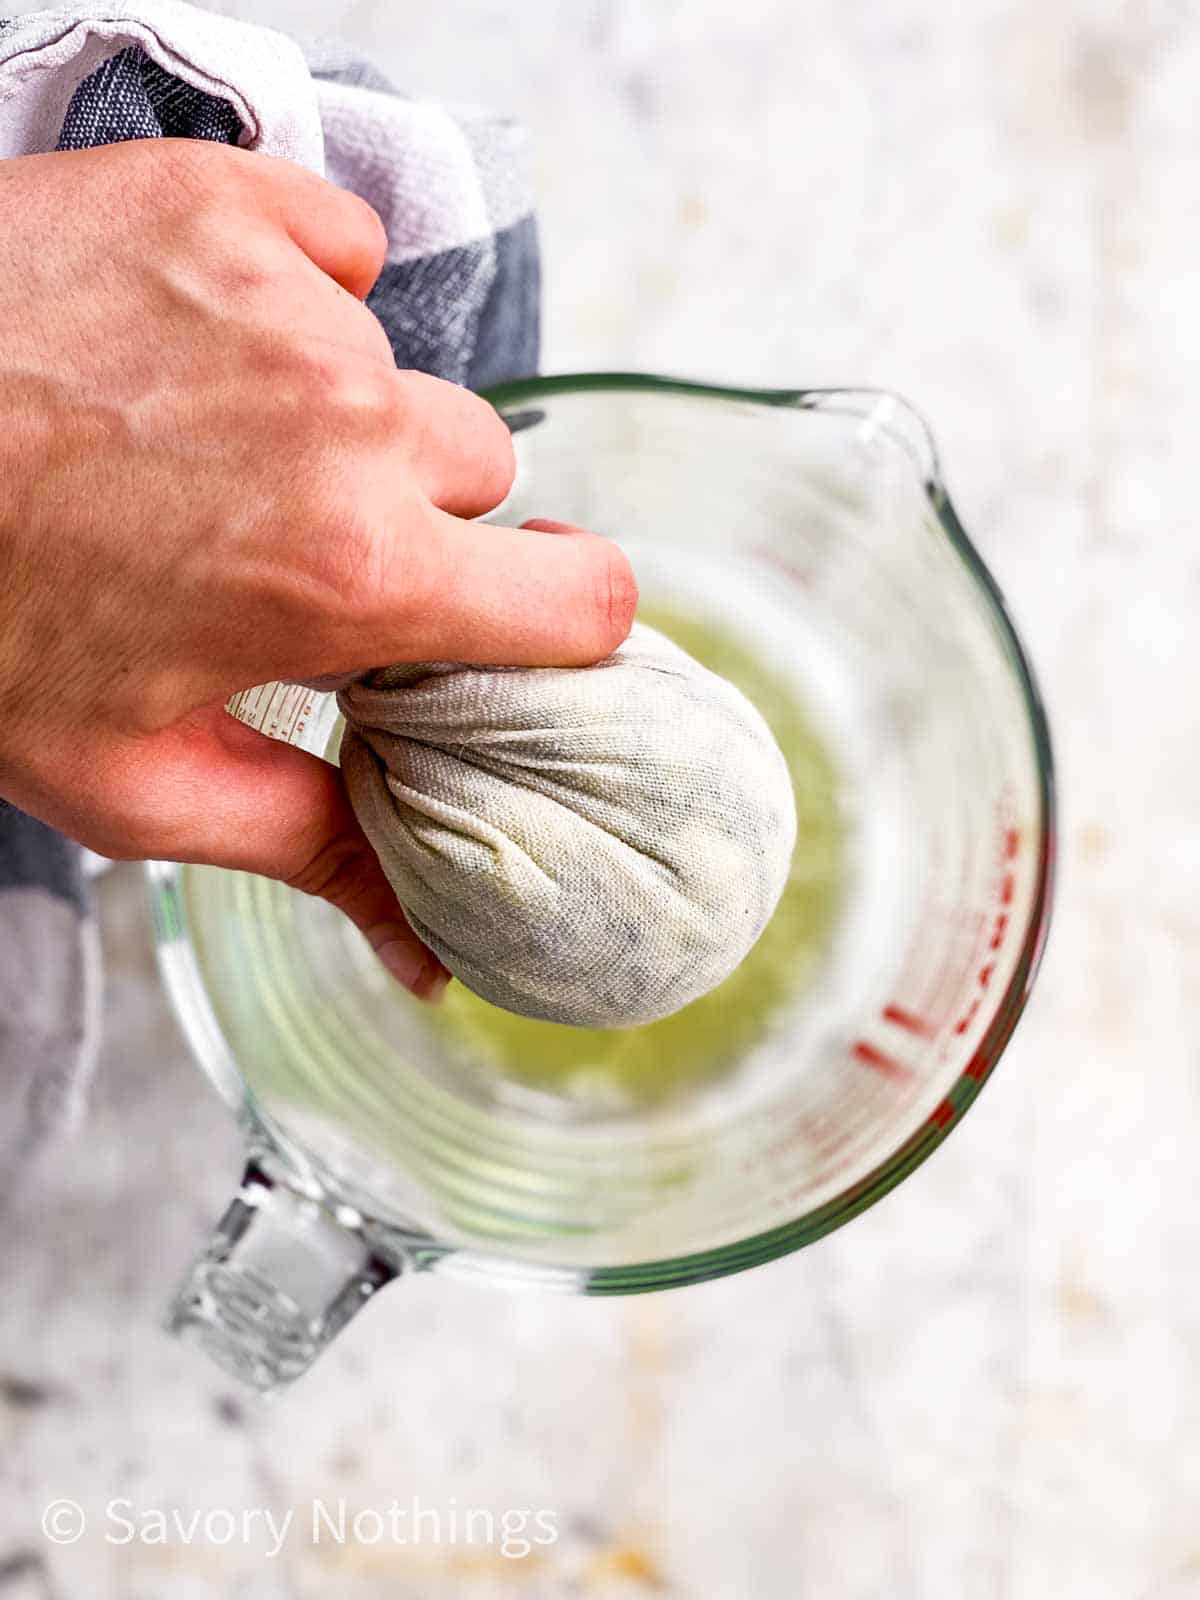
[166,1154,403,1393]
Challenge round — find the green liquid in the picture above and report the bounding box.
[427,606,846,1111]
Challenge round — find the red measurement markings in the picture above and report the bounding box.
[882,1003,935,1038]
[852,1040,915,1084]
[954,997,982,1037]
[761,1113,854,1171]
[916,904,989,1039]
[963,1048,990,1082]
[951,815,1022,1039]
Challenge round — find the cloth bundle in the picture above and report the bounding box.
[336,623,798,1028]
[0,0,539,1189]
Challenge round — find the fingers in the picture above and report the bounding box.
[387,372,517,518]
[355,509,639,667]
[242,146,390,302]
[354,381,633,661]
[140,708,449,1002]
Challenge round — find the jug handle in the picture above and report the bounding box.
[166,1152,427,1392]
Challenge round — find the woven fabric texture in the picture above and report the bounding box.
[337,623,798,1028]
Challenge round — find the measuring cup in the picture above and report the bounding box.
[145,375,1054,1391]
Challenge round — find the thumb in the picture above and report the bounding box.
[145,707,449,1002]
[347,509,639,669]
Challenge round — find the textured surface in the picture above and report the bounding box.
[0,1,1196,1596]
[339,623,796,1026]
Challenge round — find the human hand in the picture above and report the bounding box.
[0,138,637,999]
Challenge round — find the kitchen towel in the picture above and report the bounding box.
[0,0,539,1198]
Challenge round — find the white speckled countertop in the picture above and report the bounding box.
[1,2,1197,1595]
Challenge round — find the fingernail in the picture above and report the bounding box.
[376,938,450,1004]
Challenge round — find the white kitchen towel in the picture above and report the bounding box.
[0,0,540,1199]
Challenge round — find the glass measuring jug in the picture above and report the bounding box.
[146,377,1054,1390]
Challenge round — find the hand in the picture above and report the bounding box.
[0,138,637,999]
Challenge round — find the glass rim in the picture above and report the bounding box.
[148,371,1056,1298]
[478,371,1057,1293]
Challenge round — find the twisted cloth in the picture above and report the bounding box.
[336,623,798,1028]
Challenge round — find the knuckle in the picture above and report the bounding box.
[152,135,241,205]
[294,471,422,625]
[300,351,397,438]
[248,347,396,465]
[298,506,374,612]
[212,237,282,302]
[240,331,309,393]
[141,143,279,288]
[389,371,433,454]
